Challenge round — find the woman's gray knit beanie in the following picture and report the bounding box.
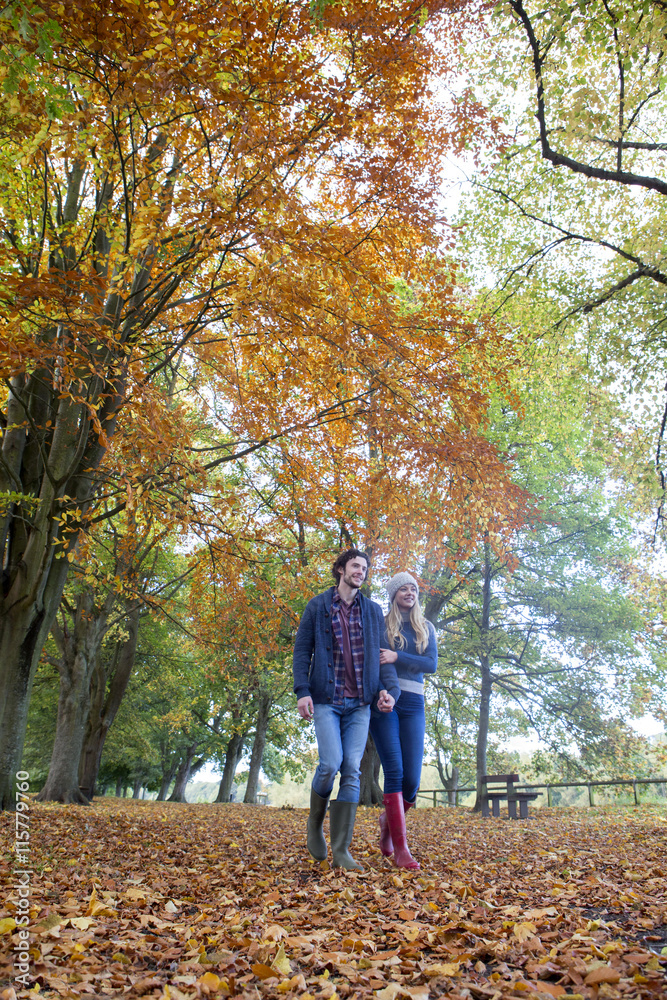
[386,572,419,604]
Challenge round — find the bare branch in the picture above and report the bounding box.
[509,0,667,196]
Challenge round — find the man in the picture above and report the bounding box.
[293,549,399,869]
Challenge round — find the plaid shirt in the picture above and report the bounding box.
[331,588,365,706]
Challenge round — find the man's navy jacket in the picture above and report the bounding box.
[292,587,400,706]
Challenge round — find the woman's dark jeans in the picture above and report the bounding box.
[370,691,425,802]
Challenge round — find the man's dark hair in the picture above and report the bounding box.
[332,548,369,583]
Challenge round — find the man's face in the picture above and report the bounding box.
[340,556,368,590]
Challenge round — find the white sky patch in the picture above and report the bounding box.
[630,714,665,739]
[195,763,222,782]
[500,733,543,755]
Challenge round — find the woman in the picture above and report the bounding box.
[370,572,438,869]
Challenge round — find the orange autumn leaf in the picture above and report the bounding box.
[584,965,622,985]
[252,964,279,981]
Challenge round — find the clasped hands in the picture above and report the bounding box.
[297,685,395,720]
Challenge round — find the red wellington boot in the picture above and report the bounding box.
[378,809,393,856]
[383,792,420,870]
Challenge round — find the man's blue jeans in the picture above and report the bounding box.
[311,698,371,803]
[370,691,425,802]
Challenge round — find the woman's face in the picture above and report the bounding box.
[395,583,418,612]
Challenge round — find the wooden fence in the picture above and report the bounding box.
[417,777,667,808]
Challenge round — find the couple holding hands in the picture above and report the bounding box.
[292,548,437,871]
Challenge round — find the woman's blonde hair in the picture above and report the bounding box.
[385,587,430,653]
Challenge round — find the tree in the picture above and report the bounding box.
[359,735,384,806]
[425,605,508,805]
[19,654,58,790]
[0,0,530,809]
[96,613,222,801]
[458,0,667,527]
[36,586,120,804]
[465,0,667,323]
[421,364,666,807]
[188,531,319,804]
[35,512,186,803]
[78,602,142,800]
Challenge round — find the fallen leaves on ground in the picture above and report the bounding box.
[1,801,666,999]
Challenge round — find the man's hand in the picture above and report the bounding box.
[377,689,394,713]
[379,648,398,664]
[297,696,314,720]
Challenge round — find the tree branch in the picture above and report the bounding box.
[509,0,667,196]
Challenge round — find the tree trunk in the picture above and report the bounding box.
[157,779,170,801]
[168,762,190,802]
[157,753,179,801]
[216,731,245,803]
[36,653,94,804]
[446,765,460,806]
[446,698,461,806]
[132,778,143,799]
[474,538,493,812]
[115,779,123,797]
[78,604,140,800]
[79,649,108,798]
[0,557,70,810]
[434,750,460,806]
[359,734,383,805]
[38,591,115,804]
[78,716,109,803]
[168,744,203,803]
[0,343,129,813]
[244,691,272,803]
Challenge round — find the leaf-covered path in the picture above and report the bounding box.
[1,802,666,999]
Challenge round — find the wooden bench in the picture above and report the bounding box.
[481,773,518,817]
[510,785,541,819]
[481,774,541,819]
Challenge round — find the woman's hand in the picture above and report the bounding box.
[380,648,398,664]
[377,690,395,712]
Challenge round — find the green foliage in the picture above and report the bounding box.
[100,612,218,786]
[21,655,59,785]
[0,1,71,115]
[423,335,666,779]
[457,1,667,515]
[0,491,40,515]
[448,0,667,769]
[308,0,337,27]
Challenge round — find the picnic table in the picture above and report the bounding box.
[481,773,540,819]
